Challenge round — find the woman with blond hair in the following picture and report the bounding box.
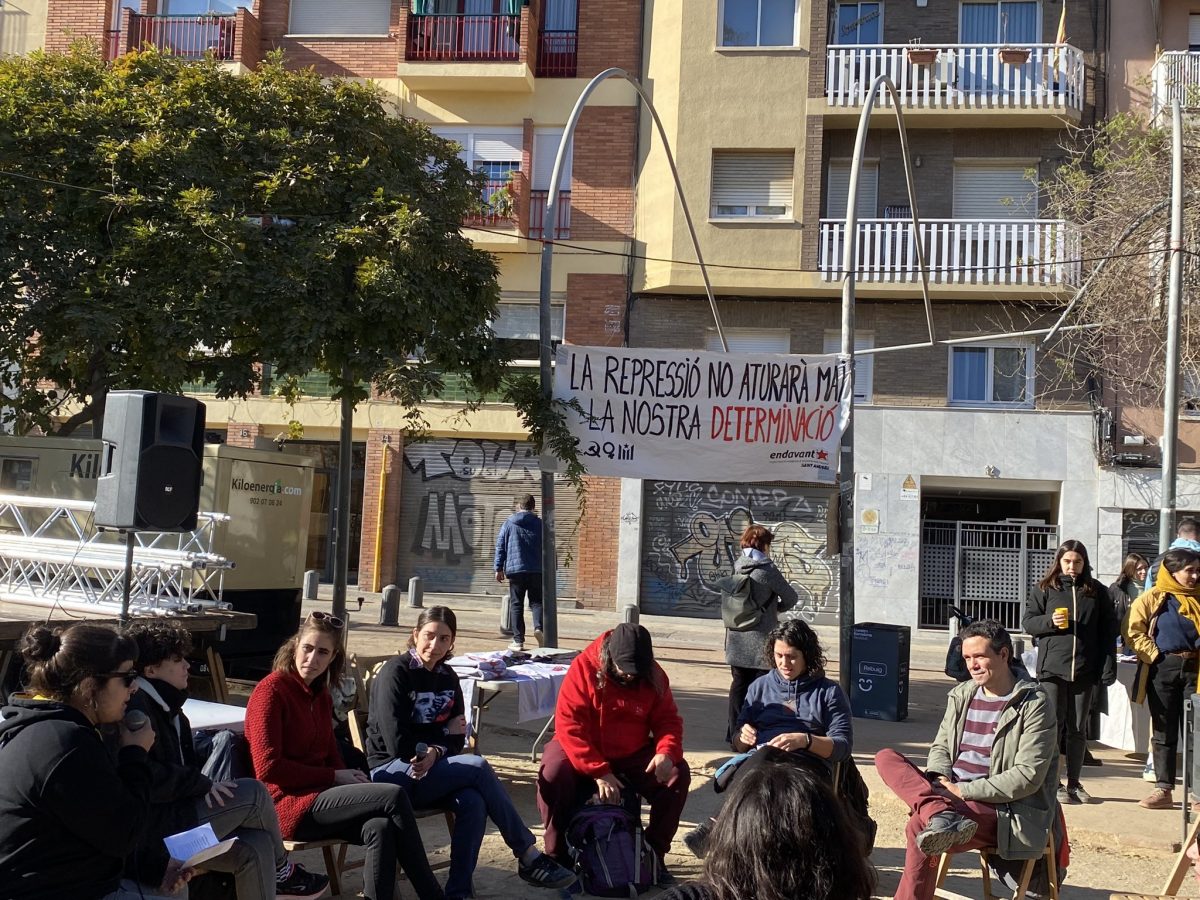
[722,524,798,745]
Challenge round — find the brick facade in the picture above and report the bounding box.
[258,0,402,79]
[45,0,110,54]
[357,428,404,592]
[570,107,637,242]
[226,422,263,448]
[575,474,620,609]
[576,0,640,78]
[564,273,626,347]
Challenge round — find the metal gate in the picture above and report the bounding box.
[1122,509,1200,561]
[919,519,1058,631]
[639,481,838,625]
[397,438,579,597]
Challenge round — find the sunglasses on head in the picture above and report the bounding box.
[306,611,345,630]
[101,669,139,687]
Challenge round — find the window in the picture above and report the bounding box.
[161,1,253,13]
[720,0,798,47]
[533,129,574,191]
[1190,14,1200,52]
[823,332,873,403]
[493,302,564,362]
[952,164,1036,219]
[289,0,390,35]
[959,1,1039,43]
[825,161,878,219]
[834,2,881,44]
[432,127,523,211]
[711,151,794,219]
[949,344,1034,407]
[704,328,791,353]
[0,458,34,492]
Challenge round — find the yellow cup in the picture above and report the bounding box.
[1055,606,1069,629]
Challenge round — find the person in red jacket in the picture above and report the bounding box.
[245,612,445,900]
[536,623,690,879]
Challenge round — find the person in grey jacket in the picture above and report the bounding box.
[875,620,1057,900]
[494,493,543,652]
[723,524,798,744]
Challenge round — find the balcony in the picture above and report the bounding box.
[399,9,535,91]
[107,11,260,70]
[528,190,571,239]
[823,44,1085,123]
[1151,51,1200,121]
[536,29,577,77]
[817,219,1080,288]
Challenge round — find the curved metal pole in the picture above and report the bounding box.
[838,76,934,695]
[537,67,725,646]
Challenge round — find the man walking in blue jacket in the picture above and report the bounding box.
[495,494,543,652]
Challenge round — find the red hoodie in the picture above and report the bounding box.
[554,630,685,777]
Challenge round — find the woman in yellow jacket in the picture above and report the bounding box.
[1125,547,1200,809]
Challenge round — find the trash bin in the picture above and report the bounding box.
[849,622,910,721]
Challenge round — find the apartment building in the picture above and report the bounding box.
[620,0,1111,633]
[31,0,637,608]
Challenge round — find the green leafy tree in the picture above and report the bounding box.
[0,44,505,434]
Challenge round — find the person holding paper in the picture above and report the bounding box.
[124,622,329,899]
[0,623,189,900]
[366,606,577,900]
[246,611,446,900]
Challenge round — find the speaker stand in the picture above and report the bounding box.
[119,530,136,623]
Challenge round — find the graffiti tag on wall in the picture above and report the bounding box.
[640,481,837,624]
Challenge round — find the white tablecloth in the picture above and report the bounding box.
[183,698,247,733]
[1021,649,1147,753]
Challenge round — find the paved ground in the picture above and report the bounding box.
[264,590,1200,899]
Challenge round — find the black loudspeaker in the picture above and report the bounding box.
[95,391,206,532]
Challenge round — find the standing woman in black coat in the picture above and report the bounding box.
[1023,539,1119,805]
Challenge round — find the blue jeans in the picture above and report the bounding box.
[508,571,543,644]
[372,753,536,900]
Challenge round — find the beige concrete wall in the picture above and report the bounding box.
[1109,0,1159,114]
[636,0,812,295]
[0,0,48,56]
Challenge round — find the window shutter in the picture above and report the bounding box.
[823,332,873,402]
[494,303,564,341]
[290,0,391,34]
[533,130,573,191]
[952,165,1036,219]
[826,163,878,218]
[711,152,794,208]
[704,328,792,354]
[472,132,523,163]
[1190,14,1200,48]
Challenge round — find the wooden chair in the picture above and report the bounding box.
[1158,813,1200,896]
[932,827,1059,900]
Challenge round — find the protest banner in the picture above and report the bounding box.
[552,345,852,483]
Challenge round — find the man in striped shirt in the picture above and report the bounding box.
[874,620,1057,900]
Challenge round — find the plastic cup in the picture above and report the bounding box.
[1055,606,1069,629]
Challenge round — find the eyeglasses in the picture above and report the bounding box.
[101,670,139,687]
[306,611,345,630]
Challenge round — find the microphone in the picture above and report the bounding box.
[414,742,430,761]
[123,710,149,732]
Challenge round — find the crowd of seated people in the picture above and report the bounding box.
[0,604,1068,900]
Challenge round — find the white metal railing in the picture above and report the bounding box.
[1152,51,1200,121]
[0,494,232,615]
[818,218,1080,286]
[826,43,1085,111]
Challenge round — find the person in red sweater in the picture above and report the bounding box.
[245,612,445,900]
[536,623,690,879]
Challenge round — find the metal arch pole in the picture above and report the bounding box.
[1159,99,1184,554]
[838,75,930,694]
[537,67,727,647]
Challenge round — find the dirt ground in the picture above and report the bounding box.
[272,614,1191,900]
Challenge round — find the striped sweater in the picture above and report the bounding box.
[952,687,1016,782]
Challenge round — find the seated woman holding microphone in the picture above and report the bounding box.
[365,606,576,900]
[0,623,190,900]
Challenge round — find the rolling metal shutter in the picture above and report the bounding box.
[638,480,839,626]
[711,152,794,209]
[826,163,879,218]
[289,0,391,34]
[397,438,579,597]
[952,165,1035,218]
[703,328,791,354]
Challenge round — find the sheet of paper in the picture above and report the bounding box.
[163,822,218,862]
[185,838,238,870]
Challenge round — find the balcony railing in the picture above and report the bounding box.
[529,190,571,239]
[124,14,237,60]
[536,29,577,76]
[818,219,1080,286]
[826,44,1084,111]
[464,178,515,228]
[406,14,521,62]
[1151,51,1200,120]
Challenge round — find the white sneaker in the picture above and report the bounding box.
[1143,758,1157,782]
[533,628,545,647]
[508,640,525,652]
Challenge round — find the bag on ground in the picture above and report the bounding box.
[566,802,658,897]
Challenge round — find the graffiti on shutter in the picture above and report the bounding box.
[639,480,838,624]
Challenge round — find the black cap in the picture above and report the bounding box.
[608,623,654,677]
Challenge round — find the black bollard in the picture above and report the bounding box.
[379,585,400,626]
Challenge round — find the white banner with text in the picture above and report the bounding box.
[552,345,852,483]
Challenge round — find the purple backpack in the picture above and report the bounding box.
[565,803,658,897]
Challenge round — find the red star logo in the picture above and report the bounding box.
[817,450,829,460]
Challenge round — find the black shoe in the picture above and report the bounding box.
[655,857,678,887]
[1069,784,1094,804]
[682,820,713,858]
[1083,749,1103,767]
[276,863,330,899]
[519,852,577,889]
[915,811,978,856]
